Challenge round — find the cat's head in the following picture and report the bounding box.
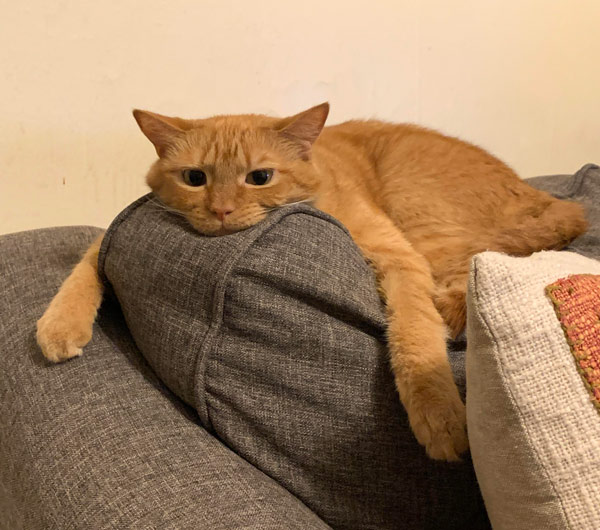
[133,103,329,235]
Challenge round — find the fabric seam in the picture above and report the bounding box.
[193,206,353,431]
[97,193,154,284]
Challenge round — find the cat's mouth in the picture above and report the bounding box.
[184,205,277,237]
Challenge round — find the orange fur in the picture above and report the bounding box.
[37,103,587,462]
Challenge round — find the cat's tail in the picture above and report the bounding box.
[494,197,588,255]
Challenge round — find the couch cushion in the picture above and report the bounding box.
[0,226,330,530]
[99,197,488,530]
[466,250,600,530]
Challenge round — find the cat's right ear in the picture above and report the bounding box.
[277,102,330,160]
[133,109,185,157]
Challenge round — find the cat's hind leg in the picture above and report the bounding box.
[434,281,467,340]
[36,233,105,362]
[433,195,588,339]
[431,258,471,339]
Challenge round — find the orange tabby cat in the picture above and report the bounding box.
[36,103,587,461]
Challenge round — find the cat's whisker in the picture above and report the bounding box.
[146,197,188,219]
[262,199,313,213]
[147,208,187,220]
[285,199,313,206]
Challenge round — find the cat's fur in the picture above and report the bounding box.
[37,103,587,461]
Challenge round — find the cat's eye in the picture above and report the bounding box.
[246,169,274,186]
[182,169,207,187]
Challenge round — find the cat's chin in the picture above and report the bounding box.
[209,227,239,237]
[185,213,267,237]
[191,223,254,237]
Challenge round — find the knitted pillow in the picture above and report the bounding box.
[98,195,488,530]
[466,250,600,530]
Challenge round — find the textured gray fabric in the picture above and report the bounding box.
[99,198,489,529]
[3,166,597,530]
[0,227,329,530]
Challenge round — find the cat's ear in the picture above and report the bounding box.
[277,102,329,160]
[133,109,186,157]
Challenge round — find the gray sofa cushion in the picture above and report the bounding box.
[0,227,329,530]
[3,166,596,530]
[99,199,489,529]
[2,165,597,530]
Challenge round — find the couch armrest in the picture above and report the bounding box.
[0,227,329,530]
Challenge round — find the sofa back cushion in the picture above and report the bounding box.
[99,197,487,530]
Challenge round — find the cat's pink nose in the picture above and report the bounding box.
[213,208,234,222]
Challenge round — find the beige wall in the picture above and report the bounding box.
[1,0,599,235]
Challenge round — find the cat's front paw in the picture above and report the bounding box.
[407,386,468,462]
[36,307,93,363]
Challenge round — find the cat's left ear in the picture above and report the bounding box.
[133,109,186,157]
[277,102,329,160]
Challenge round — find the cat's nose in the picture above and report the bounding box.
[212,207,234,222]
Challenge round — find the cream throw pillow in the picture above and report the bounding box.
[466,250,600,530]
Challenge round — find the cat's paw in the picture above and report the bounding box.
[407,387,468,462]
[36,307,93,363]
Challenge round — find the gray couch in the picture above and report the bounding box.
[1,164,598,529]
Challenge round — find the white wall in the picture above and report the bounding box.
[1,0,599,235]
